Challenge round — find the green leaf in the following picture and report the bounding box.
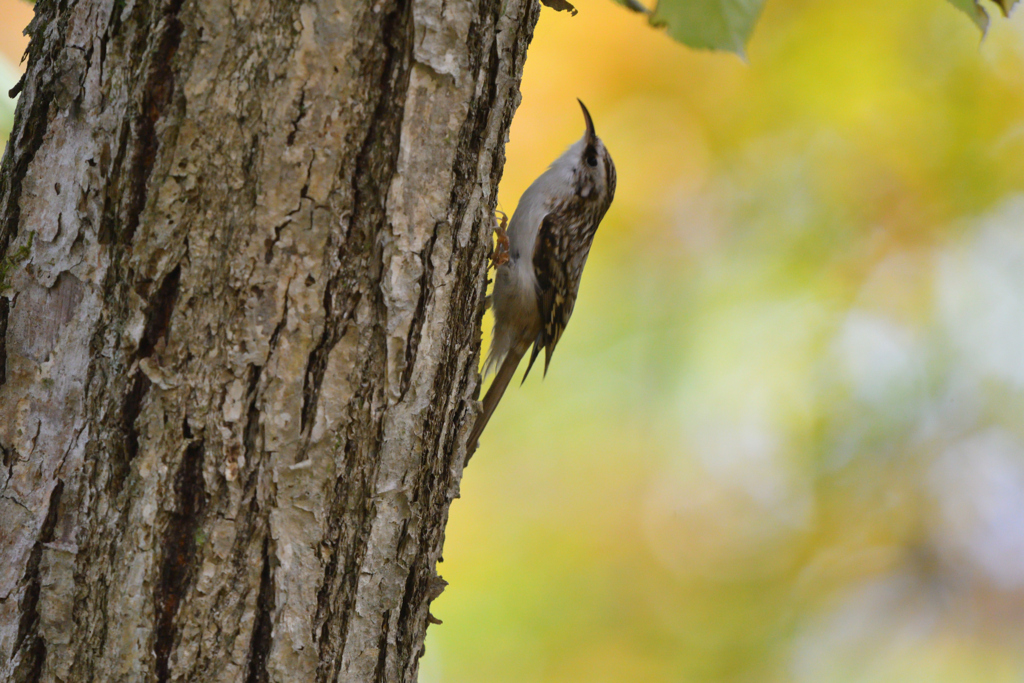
[992,0,1020,16]
[622,0,1018,54]
[649,0,766,54]
[946,0,1019,32]
[946,0,989,31]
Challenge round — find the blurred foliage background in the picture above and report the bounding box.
[427,1,1024,681]
[5,0,1024,680]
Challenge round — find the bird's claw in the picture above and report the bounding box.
[491,211,510,268]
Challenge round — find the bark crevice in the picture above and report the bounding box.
[124,0,187,244]
[138,264,182,359]
[313,406,385,681]
[120,371,152,473]
[244,536,275,683]
[0,297,8,386]
[372,609,392,683]
[153,439,207,683]
[399,234,437,398]
[11,480,63,683]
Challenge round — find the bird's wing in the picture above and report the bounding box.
[522,213,579,381]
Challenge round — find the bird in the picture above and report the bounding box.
[467,99,616,454]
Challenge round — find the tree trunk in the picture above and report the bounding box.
[0,0,537,677]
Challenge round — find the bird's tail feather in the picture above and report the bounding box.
[466,346,525,457]
[482,323,510,378]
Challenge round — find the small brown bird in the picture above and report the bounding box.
[468,100,616,452]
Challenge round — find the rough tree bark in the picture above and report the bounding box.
[0,0,538,677]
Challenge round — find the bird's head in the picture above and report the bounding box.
[572,100,616,204]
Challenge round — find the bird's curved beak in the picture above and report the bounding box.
[578,99,597,143]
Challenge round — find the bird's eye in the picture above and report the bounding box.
[586,155,598,168]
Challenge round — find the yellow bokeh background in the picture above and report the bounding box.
[5,0,1024,680]
[428,1,1024,681]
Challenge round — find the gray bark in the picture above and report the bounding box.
[0,0,538,678]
